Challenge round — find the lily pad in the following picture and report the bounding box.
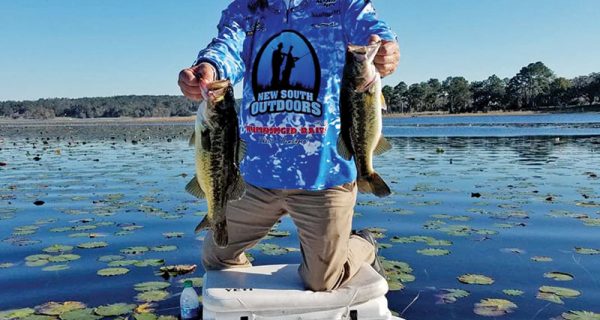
[458,274,494,285]
[575,247,600,255]
[77,241,108,249]
[417,248,450,256]
[121,246,150,255]
[531,256,553,262]
[93,303,136,317]
[133,313,158,320]
[98,255,125,262]
[43,245,73,253]
[561,311,600,320]
[134,281,171,292]
[108,260,139,267]
[49,254,81,263]
[0,262,15,268]
[151,245,177,252]
[134,259,165,267]
[42,264,70,272]
[35,301,86,316]
[544,271,574,281]
[97,267,130,276]
[135,290,170,302]
[163,232,184,238]
[503,289,524,296]
[0,308,35,319]
[436,288,470,304]
[473,298,517,317]
[59,308,102,320]
[537,286,581,304]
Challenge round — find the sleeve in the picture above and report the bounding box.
[194,2,246,85]
[342,0,397,45]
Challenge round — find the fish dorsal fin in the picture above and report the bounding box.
[185,176,206,199]
[227,174,246,201]
[194,215,211,234]
[188,132,196,147]
[380,92,388,111]
[373,136,392,156]
[337,134,353,160]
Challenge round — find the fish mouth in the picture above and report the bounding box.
[205,80,232,105]
[347,41,382,61]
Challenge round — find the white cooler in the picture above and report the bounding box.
[201,263,403,320]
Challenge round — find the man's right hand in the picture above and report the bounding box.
[178,63,216,101]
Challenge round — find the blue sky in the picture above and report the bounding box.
[0,0,599,101]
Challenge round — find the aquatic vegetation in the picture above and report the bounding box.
[574,247,600,255]
[544,271,574,281]
[1,127,600,318]
[473,298,517,317]
[502,289,524,296]
[135,290,170,303]
[531,256,553,262]
[560,311,600,320]
[77,241,109,249]
[457,274,494,285]
[417,248,450,256]
[537,286,581,304]
[35,301,86,316]
[59,308,102,320]
[97,267,130,277]
[93,303,136,317]
[435,289,470,304]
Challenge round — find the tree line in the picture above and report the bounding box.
[1,61,599,119]
[0,95,197,119]
[382,62,600,114]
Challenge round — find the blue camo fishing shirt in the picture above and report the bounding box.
[195,0,396,190]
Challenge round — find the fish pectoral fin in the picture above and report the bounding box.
[337,134,353,160]
[188,132,196,147]
[373,136,392,156]
[185,176,206,199]
[228,174,246,201]
[194,215,211,234]
[380,92,388,111]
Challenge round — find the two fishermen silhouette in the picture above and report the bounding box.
[271,42,301,89]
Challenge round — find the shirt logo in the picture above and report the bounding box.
[316,0,338,7]
[250,30,323,118]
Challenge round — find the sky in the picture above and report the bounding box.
[0,0,599,101]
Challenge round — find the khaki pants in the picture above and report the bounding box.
[202,182,376,291]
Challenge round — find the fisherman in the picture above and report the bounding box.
[178,0,400,292]
[271,42,285,89]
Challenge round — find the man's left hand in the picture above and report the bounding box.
[369,35,400,78]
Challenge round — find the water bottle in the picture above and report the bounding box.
[180,280,200,319]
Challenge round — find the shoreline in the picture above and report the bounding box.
[0,110,576,127]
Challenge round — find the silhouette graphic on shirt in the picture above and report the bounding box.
[281,46,301,88]
[271,43,285,89]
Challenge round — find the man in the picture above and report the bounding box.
[178,0,400,291]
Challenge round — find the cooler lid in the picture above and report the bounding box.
[202,263,388,312]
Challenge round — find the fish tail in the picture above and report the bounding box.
[357,172,391,198]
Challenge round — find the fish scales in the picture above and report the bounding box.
[186,80,245,248]
[339,42,392,198]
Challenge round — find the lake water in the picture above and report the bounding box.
[1,113,599,319]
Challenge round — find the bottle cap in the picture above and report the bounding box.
[184,280,193,288]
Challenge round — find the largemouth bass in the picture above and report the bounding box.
[186,79,246,248]
[338,42,392,197]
